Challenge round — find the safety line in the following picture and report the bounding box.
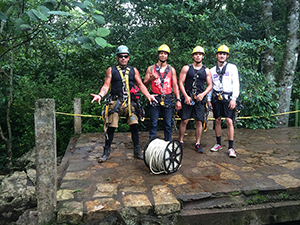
[55,112,102,118]
[54,110,300,121]
[16,104,300,121]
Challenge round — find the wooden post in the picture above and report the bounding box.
[74,98,82,135]
[296,99,299,127]
[207,111,214,130]
[35,99,57,224]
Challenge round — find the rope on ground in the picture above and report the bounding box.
[144,139,181,174]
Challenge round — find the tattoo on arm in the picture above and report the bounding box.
[102,88,108,95]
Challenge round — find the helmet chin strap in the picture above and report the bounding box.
[159,59,166,64]
[194,60,202,65]
[218,60,225,66]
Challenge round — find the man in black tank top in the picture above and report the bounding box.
[178,46,212,153]
[90,45,157,163]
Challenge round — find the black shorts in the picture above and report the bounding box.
[181,101,205,121]
[212,99,235,120]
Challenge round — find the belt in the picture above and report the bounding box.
[111,95,123,101]
[213,91,233,101]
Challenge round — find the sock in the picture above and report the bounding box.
[217,136,221,145]
[228,140,234,149]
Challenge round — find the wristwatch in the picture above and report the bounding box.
[176,99,181,102]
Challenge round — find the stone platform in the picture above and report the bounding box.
[56,127,300,225]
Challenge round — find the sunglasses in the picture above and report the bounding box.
[118,54,129,59]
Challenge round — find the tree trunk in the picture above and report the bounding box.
[261,0,275,83]
[6,50,14,168]
[277,0,299,127]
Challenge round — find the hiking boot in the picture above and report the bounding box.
[194,143,204,153]
[98,146,111,163]
[134,145,144,160]
[228,148,237,158]
[211,144,222,152]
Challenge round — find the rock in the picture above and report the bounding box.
[0,171,36,225]
[57,201,83,225]
[15,148,36,170]
[15,210,39,225]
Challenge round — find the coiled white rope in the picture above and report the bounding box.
[145,139,181,174]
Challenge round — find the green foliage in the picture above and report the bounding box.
[238,69,279,129]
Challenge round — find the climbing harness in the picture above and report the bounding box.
[130,85,146,125]
[143,137,183,174]
[189,64,206,105]
[234,100,244,125]
[171,108,180,131]
[215,62,228,101]
[151,64,171,106]
[203,101,210,132]
[116,65,132,116]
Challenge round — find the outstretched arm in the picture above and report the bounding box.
[90,67,112,105]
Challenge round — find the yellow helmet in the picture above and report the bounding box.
[192,46,205,55]
[158,44,170,54]
[217,45,229,54]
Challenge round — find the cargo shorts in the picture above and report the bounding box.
[107,100,138,128]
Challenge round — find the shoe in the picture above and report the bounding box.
[211,144,222,152]
[134,145,144,160]
[98,146,111,163]
[180,141,184,149]
[228,148,236,158]
[194,144,204,153]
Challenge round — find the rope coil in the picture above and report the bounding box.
[143,138,183,174]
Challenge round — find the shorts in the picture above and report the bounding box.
[212,99,235,120]
[107,100,138,128]
[181,100,205,121]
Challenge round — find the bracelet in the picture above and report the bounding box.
[98,94,103,98]
[176,99,181,102]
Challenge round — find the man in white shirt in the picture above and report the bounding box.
[207,45,240,158]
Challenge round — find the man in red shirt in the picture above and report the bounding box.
[144,44,182,141]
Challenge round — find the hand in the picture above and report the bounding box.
[175,101,182,111]
[90,94,102,105]
[228,99,236,110]
[184,96,192,105]
[197,93,204,102]
[149,72,159,81]
[208,101,213,109]
[148,94,158,104]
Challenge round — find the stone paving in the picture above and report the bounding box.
[56,127,300,224]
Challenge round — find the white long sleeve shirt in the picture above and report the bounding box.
[207,62,240,101]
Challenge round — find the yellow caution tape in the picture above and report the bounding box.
[51,109,300,121]
[15,103,300,121]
